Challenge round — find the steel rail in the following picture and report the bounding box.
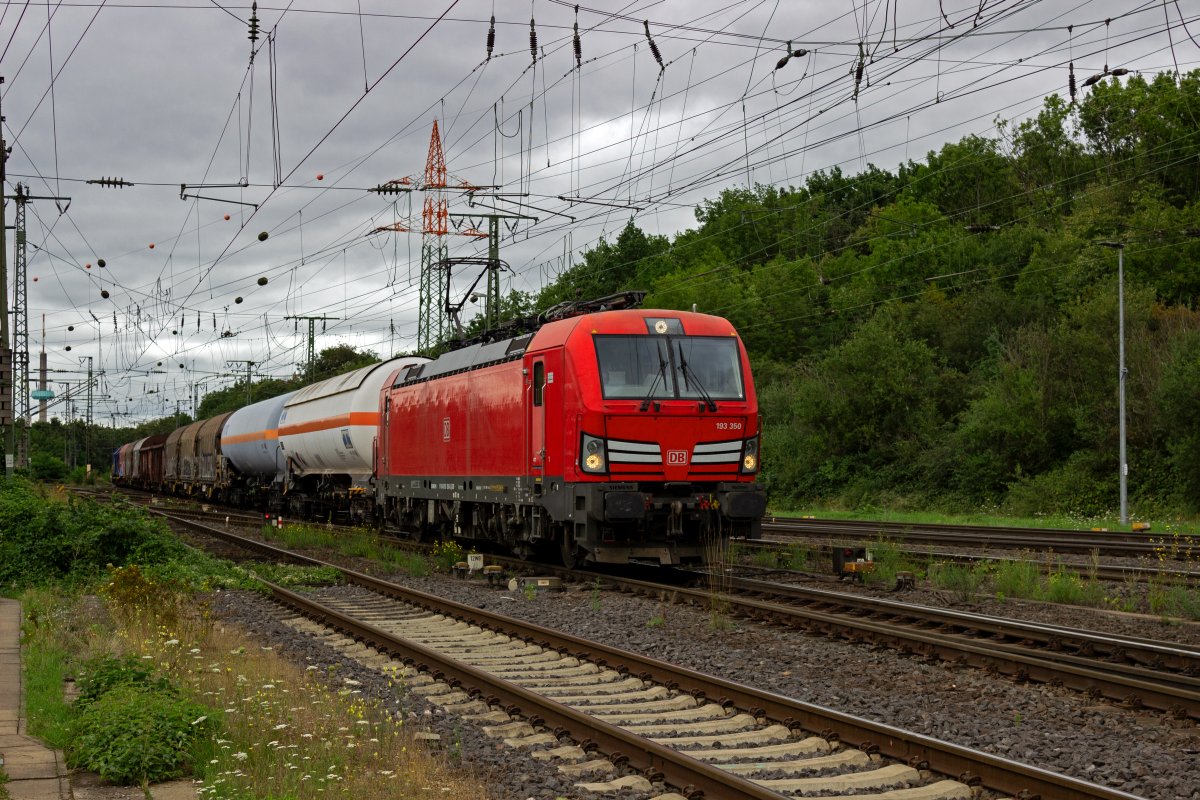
[147,504,1200,716]
[156,509,1146,800]
[742,539,1200,585]
[264,582,785,800]
[724,574,1200,675]
[764,517,1198,559]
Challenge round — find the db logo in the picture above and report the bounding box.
[667,450,688,465]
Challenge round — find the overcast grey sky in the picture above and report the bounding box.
[2,0,1196,423]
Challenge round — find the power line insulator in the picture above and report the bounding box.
[370,182,411,195]
[486,15,495,61]
[86,177,134,188]
[644,20,663,71]
[248,1,260,42]
[529,18,538,64]
[573,19,582,69]
[1068,62,1077,103]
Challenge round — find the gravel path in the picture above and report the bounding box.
[209,565,1200,800]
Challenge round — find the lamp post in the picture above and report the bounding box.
[1099,241,1128,525]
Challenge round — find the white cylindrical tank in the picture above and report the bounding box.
[278,357,427,485]
[221,391,296,479]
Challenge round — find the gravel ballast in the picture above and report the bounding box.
[208,565,1200,800]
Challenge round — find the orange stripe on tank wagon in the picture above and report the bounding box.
[221,429,280,446]
[277,411,378,437]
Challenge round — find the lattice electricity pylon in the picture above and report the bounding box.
[419,121,450,352]
[369,121,488,354]
[10,183,70,467]
[12,186,27,468]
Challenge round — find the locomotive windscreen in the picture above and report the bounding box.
[594,335,745,400]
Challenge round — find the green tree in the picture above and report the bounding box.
[1152,331,1200,509]
[536,221,671,309]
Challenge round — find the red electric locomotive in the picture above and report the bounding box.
[376,294,766,566]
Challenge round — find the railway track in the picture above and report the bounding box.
[88,485,1200,584]
[762,517,1199,560]
[741,539,1200,585]
[97,487,1200,722]
[149,507,1155,799]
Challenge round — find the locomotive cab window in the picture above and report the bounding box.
[533,361,545,406]
[672,337,745,400]
[594,335,745,401]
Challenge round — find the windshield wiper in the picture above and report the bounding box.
[676,342,717,412]
[639,342,669,412]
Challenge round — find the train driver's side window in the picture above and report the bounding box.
[533,361,545,407]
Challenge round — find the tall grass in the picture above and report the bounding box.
[992,558,1040,599]
[263,523,430,576]
[703,533,733,630]
[27,571,488,798]
[928,562,985,601]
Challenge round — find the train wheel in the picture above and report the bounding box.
[559,532,582,569]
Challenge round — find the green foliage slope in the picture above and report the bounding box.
[537,71,1200,517]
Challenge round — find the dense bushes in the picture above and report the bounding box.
[0,480,185,588]
[67,655,214,785]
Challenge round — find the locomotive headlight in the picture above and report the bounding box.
[581,433,607,474]
[740,436,760,474]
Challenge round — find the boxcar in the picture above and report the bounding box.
[137,433,168,490]
[192,412,234,498]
